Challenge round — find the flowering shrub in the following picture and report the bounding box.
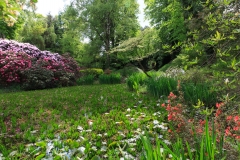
[0,50,32,84]
[214,102,240,140]
[0,39,80,90]
[60,53,80,79]
[161,92,187,134]
[0,39,61,61]
[161,91,240,146]
[21,64,54,90]
[21,57,77,90]
[224,115,240,139]
[40,57,79,86]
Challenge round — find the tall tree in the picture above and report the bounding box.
[145,0,187,57]
[59,5,85,58]
[16,12,58,51]
[70,0,140,68]
[43,14,57,51]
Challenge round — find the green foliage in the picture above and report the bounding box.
[158,1,187,45]
[0,20,21,39]
[179,1,239,69]
[176,1,240,104]
[59,30,83,57]
[145,0,187,57]
[126,72,147,91]
[43,14,57,51]
[0,83,22,94]
[113,66,140,77]
[178,68,210,84]
[147,70,164,77]
[0,0,37,26]
[158,63,172,72]
[140,135,166,160]
[0,144,10,157]
[16,12,71,53]
[175,42,204,70]
[110,28,160,69]
[99,73,122,84]
[146,76,178,98]
[80,68,103,78]
[182,82,217,107]
[77,75,95,85]
[17,13,48,50]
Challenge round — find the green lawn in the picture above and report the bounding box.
[0,84,167,159]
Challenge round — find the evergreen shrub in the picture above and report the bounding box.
[80,68,103,78]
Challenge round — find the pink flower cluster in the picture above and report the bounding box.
[0,50,32,83]
[0,39,80,87]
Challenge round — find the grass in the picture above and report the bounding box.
[0,84,167,159]
[126,72,148,91]
[146,76,178,98]
[99,73,122,84]
[182,82,217,108]
[77,74,95,85]
[0,83,22,94]
[0,82,239,159]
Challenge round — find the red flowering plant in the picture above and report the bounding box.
[160,80,192,136]
[39,56,79,87]
[0,50,32,84]
[161,91,190,138]
[161,80,240,150]
[214,102,240,141]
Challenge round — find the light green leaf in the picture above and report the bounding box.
[35,153,45,160]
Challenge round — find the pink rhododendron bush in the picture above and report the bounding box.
[0,39,80,90]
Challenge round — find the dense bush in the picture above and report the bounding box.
[99,73,122,84]
[21,64,55,90]
[0,50,32,84]
[60,53,81,79]
[79,68,103,78]
[0,39,80,90]
[37,57,78,87]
